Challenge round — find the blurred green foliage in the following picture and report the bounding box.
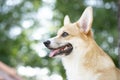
[0,0,118,79]
[0,0,42,66]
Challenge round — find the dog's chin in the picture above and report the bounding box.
[48,43,73,57]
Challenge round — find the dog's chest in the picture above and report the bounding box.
[66,70,97,80]
[62,58,99,80]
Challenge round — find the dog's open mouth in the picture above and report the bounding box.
[49,43,73,57]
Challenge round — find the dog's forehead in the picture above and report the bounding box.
[58,23,80,35]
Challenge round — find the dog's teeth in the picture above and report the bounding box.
[64,46,68,50]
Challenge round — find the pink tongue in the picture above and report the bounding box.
[49,49,59,57]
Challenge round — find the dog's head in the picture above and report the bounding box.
[44,7,93,57]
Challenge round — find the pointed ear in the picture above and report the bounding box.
[64,15,71,25]
[77,7,93,34]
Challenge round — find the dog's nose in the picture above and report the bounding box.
[43,40,50,47]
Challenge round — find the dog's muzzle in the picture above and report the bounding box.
[43,40,73,57]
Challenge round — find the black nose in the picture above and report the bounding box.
[43,40,50,47]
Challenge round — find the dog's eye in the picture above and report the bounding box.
[61,32,69,37]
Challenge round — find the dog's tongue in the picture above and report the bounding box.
[49,49,59,57]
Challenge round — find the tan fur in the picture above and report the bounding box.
[46,7,120,80]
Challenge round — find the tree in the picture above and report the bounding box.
[0,0,42,66]
[118,0,120,68]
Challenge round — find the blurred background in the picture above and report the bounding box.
[0,0,118,80]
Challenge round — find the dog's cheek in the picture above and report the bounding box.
[68,38,85,47]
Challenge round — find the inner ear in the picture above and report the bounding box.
[64,15,71,25]
[77,7,93,34]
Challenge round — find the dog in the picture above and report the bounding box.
[43,7,120,80]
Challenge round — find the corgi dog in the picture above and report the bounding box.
[43,7,120,80]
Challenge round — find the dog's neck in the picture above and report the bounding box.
[61,39,115,80]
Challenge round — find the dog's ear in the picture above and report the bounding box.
[77,7,93,34]
[64,15,71,25]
